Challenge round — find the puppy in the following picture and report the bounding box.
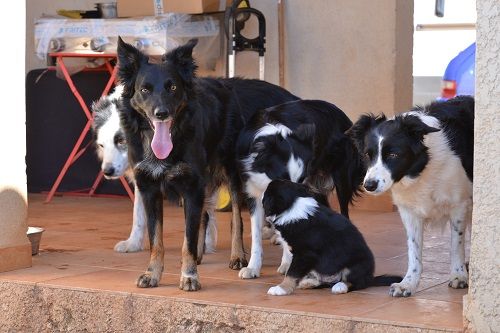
[92,85,218,253]
[347,95,474,297]
[263,179,401,296]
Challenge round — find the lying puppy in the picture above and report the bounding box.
[263,179,401,296]
[91,85,218,253]
[347,95,474,297]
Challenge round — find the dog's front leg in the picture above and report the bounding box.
[180,190,204,291]
[389,207,423,297]
[239,197,263,279]
[448,205,470,289]
[136,181,164,288]
[268,253,313,296]
[114,184,146,253]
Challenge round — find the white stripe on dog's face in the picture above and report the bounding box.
[96,109,129,179]
[287,154,304,183]
[363,135,393,194]
[254,123,292,140]
[273,197,318,226]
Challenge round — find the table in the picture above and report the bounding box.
[44,52,134,203]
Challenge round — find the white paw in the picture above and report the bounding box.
[238,267,260,279]
[114,240,143,253]
[267,285,290,296]
[262,225,275,240]
[389,281,416,297]
[331,282,348,294]
[277,261,290,275]
[448,273,468,289]
[269,234,281,245]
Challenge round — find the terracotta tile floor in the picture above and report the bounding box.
[1,194,469,331]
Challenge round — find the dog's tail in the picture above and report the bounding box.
[370,275,403,287]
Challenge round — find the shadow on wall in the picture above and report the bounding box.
[0,187,28,244]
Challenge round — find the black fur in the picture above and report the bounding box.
[348,96,474,183]
[116,37,298,289]
[263,180,401,292]
[237,100,364,218]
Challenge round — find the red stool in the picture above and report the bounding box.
[45,52,134,203]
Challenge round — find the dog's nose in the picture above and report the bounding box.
[103,166,115,177]
[154,108,169,120]
[364,179,378,192]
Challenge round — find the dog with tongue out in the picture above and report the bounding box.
[116,37,299,292]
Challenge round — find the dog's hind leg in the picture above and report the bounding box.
[136,182,164,288]
[239,197,263,278]
[228,187,247,270]
[389,208,423,297]
[448,204,470,289]
[114,184,146,253]
[204,190,218,254]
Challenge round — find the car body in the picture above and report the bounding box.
[440,42,475,100]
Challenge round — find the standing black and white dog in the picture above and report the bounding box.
[263,180,401,296]
[348,95,474,297]
[92,85,218,253]
[237,100,364,279]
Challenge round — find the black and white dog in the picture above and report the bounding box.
[237,100,364,279]
[91,85,218,253]
[116,37,298,290]
[347,95,474,297]
[263,180,401,296]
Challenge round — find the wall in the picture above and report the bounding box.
[283,0,413,120]
[0,0,31,272]
[464,0,500,332]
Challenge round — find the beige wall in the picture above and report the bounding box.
[283,0,413,120]
[0,0,31,272]
[464,0,500,331]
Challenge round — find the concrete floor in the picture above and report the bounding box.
[0,194,469,332]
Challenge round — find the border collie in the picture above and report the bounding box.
[116,37,298,290]
[91,86,218,253]
[236,100,364,279]
[347,95,474,297]
[263,180,401,296]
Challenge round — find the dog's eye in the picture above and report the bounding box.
[97,143,104,148]
[170,84,177,92]
[117,138,126,145]
[140,87,150,94]
[388,153,399,159]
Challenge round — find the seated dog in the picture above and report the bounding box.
[91,85,218,253]
[347,95,474,297]
[262,179,401,296]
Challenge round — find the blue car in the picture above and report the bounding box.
[440,42,475,100]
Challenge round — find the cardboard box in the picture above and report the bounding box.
[117,0,226,17]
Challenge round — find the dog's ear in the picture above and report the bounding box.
[346,114,385,152]
[117,37,148,98]
[398,115,440,141]
[163,38,199,85]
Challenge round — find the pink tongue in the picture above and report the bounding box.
[151,121,173,159]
